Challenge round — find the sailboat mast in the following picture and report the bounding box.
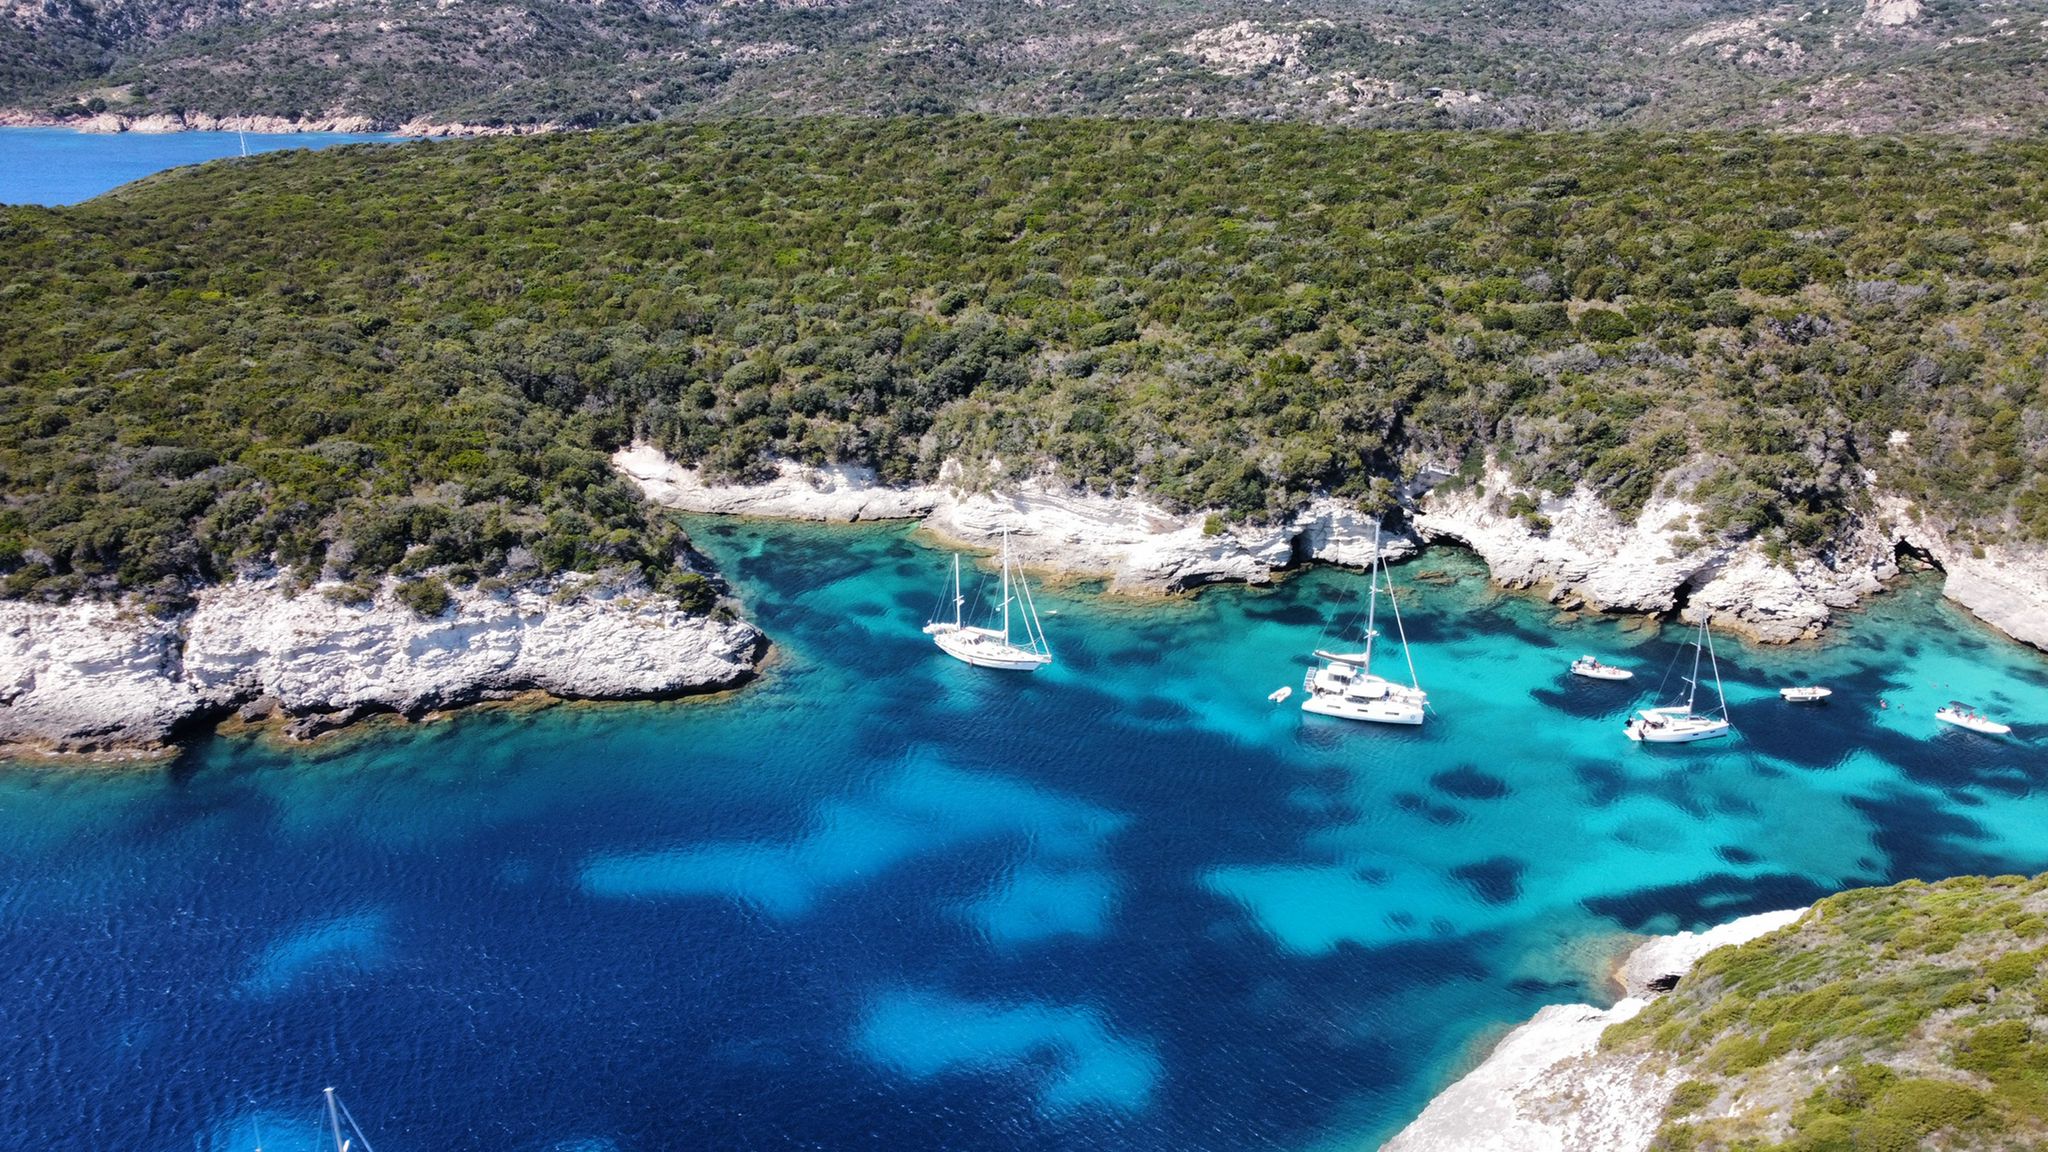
[325,1088,347,1152]
[1361,519,1383,672]
[1685,614,1705,712]
[1000,533,1013,644]
[1705,616,1727,717]
[952,554,963,627]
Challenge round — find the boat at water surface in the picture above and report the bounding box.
[1301,519,1428,726]
[1936,702,2011,736]
[924,533,1053,672]
[1626,615,1732,744]
[1780,686,1833,703]
[1570,655,1633,681]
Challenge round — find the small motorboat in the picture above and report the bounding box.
[1936,702,2012,736]
[1570,655,1633,681]
[1780,686,1833,703]
[1268,686,1292,703]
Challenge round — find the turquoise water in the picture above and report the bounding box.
[2,519,2044,1150]
[0,126,408,205]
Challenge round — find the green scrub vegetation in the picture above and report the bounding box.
[1,118,2043,607]
[1607,874,2048,1151]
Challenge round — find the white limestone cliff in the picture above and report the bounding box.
[0,573,760,758]
[1379,908,1806,1152]
[1412,463,2048,652]
[615,444,1412,592]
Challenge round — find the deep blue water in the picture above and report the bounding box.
[2,519,2045,1151]
[0,127,408,205]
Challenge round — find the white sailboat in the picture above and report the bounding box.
[1301,520,1427,726]
[1625,613,1732,743]
[923,533,1053,671]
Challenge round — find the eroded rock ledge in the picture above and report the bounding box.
[1379,908,1807,1152]
[0,108,559,137]
[615,445,2048,652]
[0,573,761,759]
[615,444,1412,593]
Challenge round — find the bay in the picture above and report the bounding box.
[0,126,409,206]
[1,518,2044,1151]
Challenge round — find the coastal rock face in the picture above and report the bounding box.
[1409,463,2048,648]
[1410,466,1893,643]
[1380,908,1806,1152]
[0,109,558,137]
[1882,497,2048,653]
[0,575,760,757]
[615,445,1414,593]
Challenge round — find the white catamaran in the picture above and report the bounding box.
[1625,613,1732,744]
[1301,520,1428,726]
[924,532,1053,671]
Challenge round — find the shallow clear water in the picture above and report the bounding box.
[2,519,2045,1151]
[0,127,408,205]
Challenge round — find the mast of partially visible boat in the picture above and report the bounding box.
[325,1088,347,1152]
[951,553,963,628]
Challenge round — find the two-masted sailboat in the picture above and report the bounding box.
[924,532,1053,671]
[1301,520,1428,726]
[1625,613,1732,743]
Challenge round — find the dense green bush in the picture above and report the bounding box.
[1,119,2045,606]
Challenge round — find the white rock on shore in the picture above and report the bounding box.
[0,108,560,138]
[616,444,1412,593]
[1413,463,2048,652]
[0,574,761,757]
[1379,908,1806,1152]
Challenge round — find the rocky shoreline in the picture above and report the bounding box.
[0,108,560,138]
[0,572,761,760]
[1379,907,1808,1152]
[616,445,2048,652]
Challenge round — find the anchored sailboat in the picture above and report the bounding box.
[1625,613,1732,743]
[923,532,1053,671]
[1301,519,1427,726]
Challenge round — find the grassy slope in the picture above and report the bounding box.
[1,119,2045,606]
[1606,873,2048,1151]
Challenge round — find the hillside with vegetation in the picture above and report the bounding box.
[1605,872,2048,1151]
[4,0,2046,135]
[0,119,2045,607]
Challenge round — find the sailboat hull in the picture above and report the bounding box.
[931,626,1051,671]
[1625,708,1731,743]
[1301,693,1425,725]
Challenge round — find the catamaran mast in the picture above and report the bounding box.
[1378,524,1422,691]
[1361,521,1382,672]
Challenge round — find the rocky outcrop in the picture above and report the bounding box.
[1882,497,2048,653]
[1410,464,1894,643]
[615,445,1412,593]
[1410,463,2048,653]
[1380,908,1806,1152]
[0,109,560,137]
[0,574,760,758]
